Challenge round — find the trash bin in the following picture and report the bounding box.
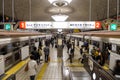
[6,74,16,80]
[57,45,63,57]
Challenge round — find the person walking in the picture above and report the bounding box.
[31,46,40,64]
[38,46,42,64]
[44,46,50,62]
[28,55,37,80]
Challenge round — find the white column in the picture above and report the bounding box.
[29,0,32,21]
[107,0,110,19]
[12,0,14,22]
[89,0,92,21]
[117,0,119,23]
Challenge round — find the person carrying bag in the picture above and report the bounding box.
[25,55,37,80]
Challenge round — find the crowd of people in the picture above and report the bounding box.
[25,37,120,80]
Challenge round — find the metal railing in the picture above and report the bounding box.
[84,55,117,80]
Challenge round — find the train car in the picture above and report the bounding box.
[69,34,120,71]
[0,34,47,76]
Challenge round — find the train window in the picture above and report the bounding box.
[92,40,99,47]
[22,40,29,47]
[79,38,82,41]
[35,38,38,42]
[13,41,20,51]
[117,46,120,55]
[13,41,20,47]
[30,39,34,44]
[103,42,111,51]
[5,55,13,70]
[14,50,21,62]
[0,46,7,55]
[7,43,13,53]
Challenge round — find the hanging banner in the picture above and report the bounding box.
[19,21,101,29]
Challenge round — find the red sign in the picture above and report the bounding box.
[19,22,26,29]
[95,21,101,29]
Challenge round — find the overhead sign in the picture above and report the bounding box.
[19,21,101,29]
[5,24,11,30]
[20,21,26,29]
[69,21,96,29]
[110,23,117,31]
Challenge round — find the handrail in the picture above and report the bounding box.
[85,55,117,80]
[89,56,116,79]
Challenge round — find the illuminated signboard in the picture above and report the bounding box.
[5,24,11,30]
[20,21,26,29]
[110,23,117,31]
[69,21,96,29]
[19,21,101,29]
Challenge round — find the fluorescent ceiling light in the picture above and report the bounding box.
[48,0,57,4]
[58,29,62,32]
[64,0,72,3]
[51,14,69,21]
[48,0,72,4]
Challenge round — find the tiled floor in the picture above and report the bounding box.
[42,45,62,80]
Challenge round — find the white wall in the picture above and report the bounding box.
[109,52,120,70]
[21,46,29,60]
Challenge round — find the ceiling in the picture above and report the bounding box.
[0,0,119,21]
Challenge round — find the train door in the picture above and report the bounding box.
[102,42,111,65]
[12,41,21,64]
[4,43,14,71]
[29,39,35,53]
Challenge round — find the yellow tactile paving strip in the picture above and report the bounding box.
[36,59,62,80]
[36,63,48,80]
[2,58,29,80]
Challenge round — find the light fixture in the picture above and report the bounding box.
[64,0,72,3]
[48,0,72,4]
[51,14,69,21]
[48,0,57,4]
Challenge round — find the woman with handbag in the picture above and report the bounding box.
[28,55,38,80]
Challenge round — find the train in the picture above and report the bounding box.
[0,34,52,76]
[67,33,120,71]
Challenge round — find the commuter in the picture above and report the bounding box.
[78,46,83,62]
[80,46,83,55]
[91,47,96,60]
[38,46,42,64]
[28,55,37,80]
[71,42,75,57]
[67,42,71,53]
[44,46,50,62]
[39,39,42,50]
[51,40,54,48]
[94,49,99,60]
[68,48,74,63]
[96,51,102,65]
[31,47,40,64]
[113,60,120,76]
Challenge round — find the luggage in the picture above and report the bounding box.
[24,63,29,72]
